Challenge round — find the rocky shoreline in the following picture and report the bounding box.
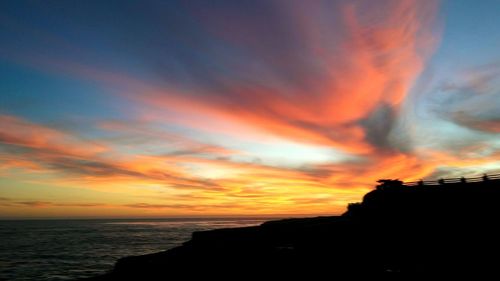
[87,178,500,280]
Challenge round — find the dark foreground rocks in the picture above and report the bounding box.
[87,179,500,280]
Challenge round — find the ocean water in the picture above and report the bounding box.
[0,218,271,281]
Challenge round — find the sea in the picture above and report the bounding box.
[0,217,275,281]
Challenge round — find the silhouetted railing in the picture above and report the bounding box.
[404,174,500,187]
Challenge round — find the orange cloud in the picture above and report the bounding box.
[126,0,440,155]
[0,115,225,191]
[0,1,441,155]
[0,115,107,157]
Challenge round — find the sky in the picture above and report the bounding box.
[1,0,500,218]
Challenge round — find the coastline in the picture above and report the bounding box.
[87,178,500,280]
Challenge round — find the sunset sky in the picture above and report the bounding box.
[1,0,500,218]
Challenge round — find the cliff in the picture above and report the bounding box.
[87,178,500,279]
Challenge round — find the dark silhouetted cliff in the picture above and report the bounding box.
[87,177,500,280]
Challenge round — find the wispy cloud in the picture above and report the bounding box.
[436,62,500,134]
[0,115,228,191]
[3,0,500,217]
[126,0,440,155]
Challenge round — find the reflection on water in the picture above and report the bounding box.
[0,218,272,281]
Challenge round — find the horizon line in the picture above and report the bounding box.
[0,213,341,221]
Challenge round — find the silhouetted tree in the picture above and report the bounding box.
[376,179,403,190]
